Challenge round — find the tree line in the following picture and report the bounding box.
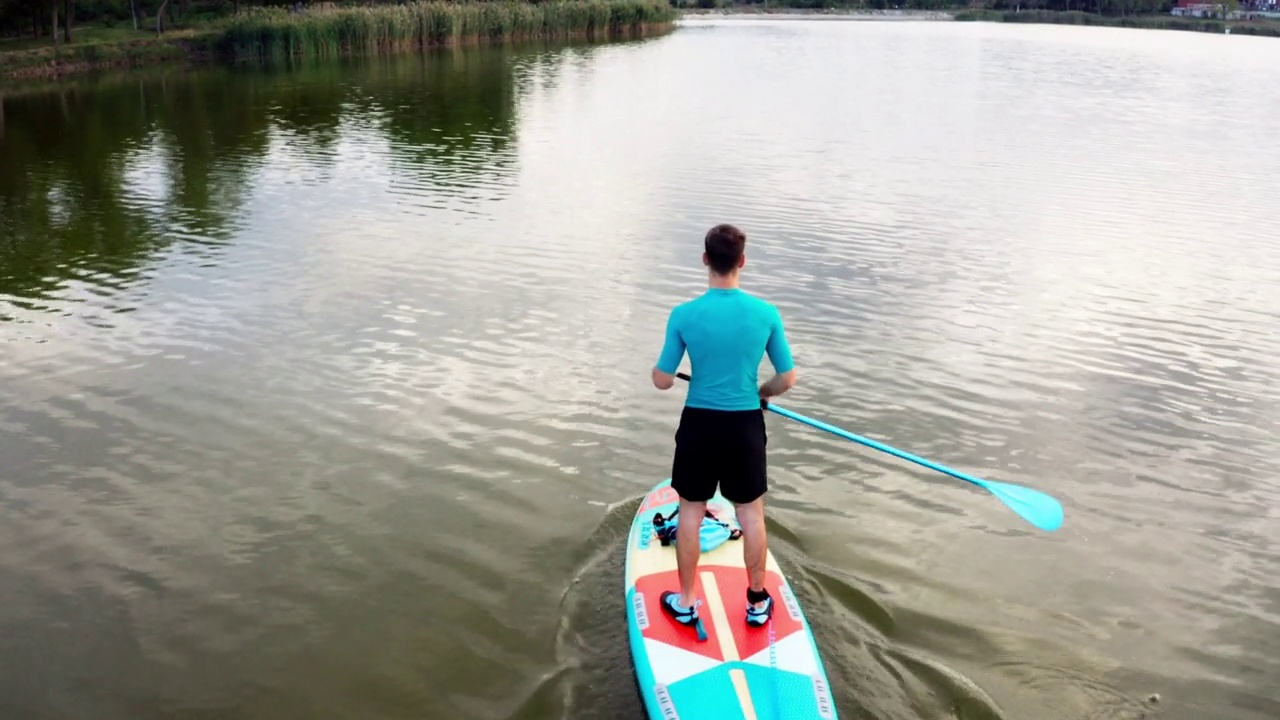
[980,0,1178,15]
[0,0,247,42]
[680,0,1178,15]
[1,0,1200,48]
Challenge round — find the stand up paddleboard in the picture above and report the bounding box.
[625,478,838,720]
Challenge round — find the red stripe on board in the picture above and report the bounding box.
[634,566,803,663]
[640,485,679,513]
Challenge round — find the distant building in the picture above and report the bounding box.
[1171,0,1279,15]
[1171,0,1225,16]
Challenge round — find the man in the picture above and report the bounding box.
[651,223,797,631]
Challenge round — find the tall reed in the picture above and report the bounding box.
[217,0,677,62]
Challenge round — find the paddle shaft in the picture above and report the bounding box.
[674,371,991,492]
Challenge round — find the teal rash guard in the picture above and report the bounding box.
[655,287,795,412]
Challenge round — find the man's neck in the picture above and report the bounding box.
[708,271,740,290]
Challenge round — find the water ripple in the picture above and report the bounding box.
[2,19,1279,720]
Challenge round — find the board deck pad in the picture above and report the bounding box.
[626,479,838,720]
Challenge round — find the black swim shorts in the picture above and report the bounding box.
[670,406,768,505]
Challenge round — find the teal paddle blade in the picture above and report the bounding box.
[980,480,1064,533]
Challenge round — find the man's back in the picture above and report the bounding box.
[656,287,793,412]
[651,223,796,632]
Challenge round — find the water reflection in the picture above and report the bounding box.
[0,46,530,318]
[1,20,1278,720]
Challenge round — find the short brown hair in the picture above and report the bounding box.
[705,224,746,275]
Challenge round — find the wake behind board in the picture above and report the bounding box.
[625,478,838,720]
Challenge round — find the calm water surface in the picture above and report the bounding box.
[2,17,1279,720]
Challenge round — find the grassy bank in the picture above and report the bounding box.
[219,0,674,62]
[0,0,676,80]
[954,9,1280,36]
[0,29,214,79]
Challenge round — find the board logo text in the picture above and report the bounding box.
[813,675,834,719]
[633,591,649,630]
[780,584,802,621]
[654,683,680,720]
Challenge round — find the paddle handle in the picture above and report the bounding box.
[670,370,1062,531]
[673,371,986,491]
[767,405,990,491]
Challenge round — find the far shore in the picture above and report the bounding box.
[4,3,1277,84]
[679,7,956,20]
[680,6,1280,36]
[0,0,676,82]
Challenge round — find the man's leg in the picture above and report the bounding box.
[663,407,715,630]
[734,497,768,595]
[722,408,773,625]
[674,497,706,609]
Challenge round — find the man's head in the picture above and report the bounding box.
[703,223,747,276]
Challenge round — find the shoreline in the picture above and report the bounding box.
[679,7,956,20]
[681,6,1279,36]
[5,3,1277,83]
[954,9,1280,36]
[1,33,215,82]
[0,1,676,83]
[1,29,675,83]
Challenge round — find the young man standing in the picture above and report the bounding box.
[651,223,797,630]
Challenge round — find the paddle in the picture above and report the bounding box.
[674,372,1064,533]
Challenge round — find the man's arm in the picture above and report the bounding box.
[759,369,796,399]
[652,367,676,391]
[652,308,684,390]
[760,308,796,399]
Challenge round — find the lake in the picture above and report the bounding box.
[2,15,1278,720]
